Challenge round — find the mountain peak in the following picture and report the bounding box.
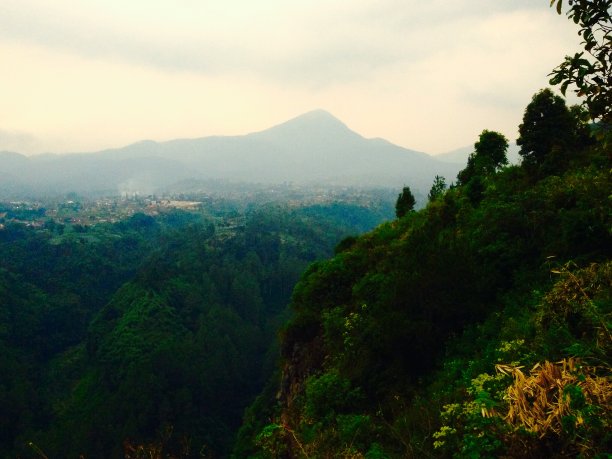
[257,109,355,140]
[285,109,349,128]
[295,109,344,122]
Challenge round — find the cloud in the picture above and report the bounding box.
[1,1,399,88]
[0,0,583,154]
[0,1,220,74]
[0,0,571,87]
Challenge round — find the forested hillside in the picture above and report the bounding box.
[238,91,610,457]
[0,200,390,458]
[237,3,612,454]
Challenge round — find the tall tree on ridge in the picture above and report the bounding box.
[395,186,416,218]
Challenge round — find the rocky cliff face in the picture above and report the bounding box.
[277,334,325,457]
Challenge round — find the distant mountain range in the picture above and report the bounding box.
[0,110,468,197]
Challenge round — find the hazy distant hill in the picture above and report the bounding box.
[0,110,462,196]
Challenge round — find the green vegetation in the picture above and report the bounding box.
[394,186,416,218]
[1,3,610,458]
[242,92,610,456]
[516,88,590,175]
[427,175,447,203]
[456,129,509,205]
[549,0,612,131]
[457,129,508,186]
[0,200,389,458]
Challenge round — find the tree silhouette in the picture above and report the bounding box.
[517,88,576,171]
[395,186,416,218]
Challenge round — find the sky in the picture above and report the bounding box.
[0,0,581,156]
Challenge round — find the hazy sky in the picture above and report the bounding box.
[1,0,580,155]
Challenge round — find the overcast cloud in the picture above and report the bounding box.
[0,0,580,155]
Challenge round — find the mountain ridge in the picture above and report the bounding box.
[0,110,462,196]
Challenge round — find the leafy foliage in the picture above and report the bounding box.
[458,130,508,186]
[517,88,583,173]
[549,0,612,132]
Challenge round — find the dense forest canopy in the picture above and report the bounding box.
[0,197,393,458]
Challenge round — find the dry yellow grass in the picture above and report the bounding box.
[496,358,611,438]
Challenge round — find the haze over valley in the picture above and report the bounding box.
[0,110,465,198]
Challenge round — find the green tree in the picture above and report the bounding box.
[428,175,447,202]
[549,0,612,131]
[516,88,576,170]
[457,130,508,186]
[395,186,416,218]
[474,130,509,174]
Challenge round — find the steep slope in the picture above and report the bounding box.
[237,131,611,457]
